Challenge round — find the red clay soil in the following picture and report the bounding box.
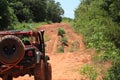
[39,23,93,80]
[0,23,94,80]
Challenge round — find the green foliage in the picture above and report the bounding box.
[92,54,101,63]
[22,37,29,41]
[57,28,66,37]
[57,28,67,53]
[7,7,18,29]
[14,22,46,30]
[70,41,79,52]
[28,0,47,22]
[14,24,31,30]
[62,17,74,26]
[60,37,68,45]
[103,0,120,25]
[8,0,64,23]
[74,0,120,58]
[47,0,64,22]
[0,0,17,30]
[0,0,64,30]
[9,1,32,22]
[74,0,120,79]
[62,17,73,22]
[80,64,98,80]
[104,57,120,80]
[0,0,8,29]
[57,45,64,53]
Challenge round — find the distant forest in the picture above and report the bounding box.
[0,0,64,30]
[74,0,120,79]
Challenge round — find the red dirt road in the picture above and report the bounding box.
[0,23,93,80]
[38,23,92,80]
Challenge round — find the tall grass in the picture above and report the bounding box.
[14,22,47,30]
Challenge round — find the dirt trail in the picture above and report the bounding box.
[38,23,92,80]
[0,23,93,80]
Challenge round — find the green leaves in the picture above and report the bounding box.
[47,0,64,22]
[80,64,98,80]
[58,28,66,37]
[0,0,16,30]
[10,0,64,22]
[74,0,120,79]
[74,0,120,49]
[0,0,64,30]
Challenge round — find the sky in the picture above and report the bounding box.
[55,0,81,19]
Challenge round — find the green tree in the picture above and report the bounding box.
[29,0,47,22]
[7,0,64,23]
[47,0,64,22]
[102,0,120,25]
[0,0,8,29]
[74,0,120,79]
[0,0,17,30]
[9,1,32,22]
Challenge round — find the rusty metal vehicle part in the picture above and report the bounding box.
[34,60,52,80]
[0,30,52,80]
[0,35,25,64]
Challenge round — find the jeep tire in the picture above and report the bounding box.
[34,60,52,80]
[0,35,25,64]
[34,60,45,80]
[45,63,52,80]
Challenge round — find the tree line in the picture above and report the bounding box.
[74,0,120,79]
[0,0,64,30]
